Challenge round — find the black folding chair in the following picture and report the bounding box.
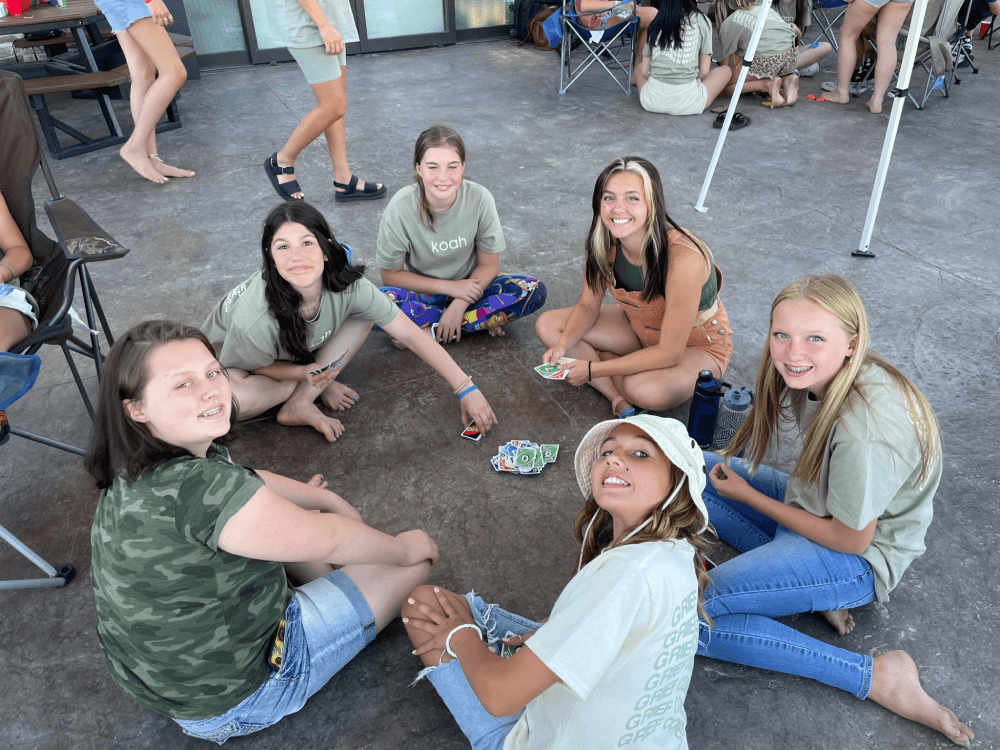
[0,69,129,422]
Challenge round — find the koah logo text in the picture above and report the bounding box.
[431,236,468,254]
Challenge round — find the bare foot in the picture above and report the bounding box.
[486,324,506,338]
[768,76,786,108]
[277,398,344,442]
[818,609,855,635]
[275,153,303,199]
[387,335,408,350]
[150,155,195,178]
[321,381,359,411]
[866,96,883,114]
[306,474,328,489]
[120,145,167,184]
[781,75,799,107]
[612,397,636,418]
[867,651,974,747]
[824,89,851,105]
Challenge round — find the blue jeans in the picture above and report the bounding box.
[414,594,542,750]
[698,453,877,699]
[174,570,376,744]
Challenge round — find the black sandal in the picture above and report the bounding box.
[334,174,387,203]
[712,112,751,130]
[264,153,303,202]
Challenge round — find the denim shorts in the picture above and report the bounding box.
[174,570,376,744]
[288,44,346,84]
[94,0,152,33]
[413,593,542,750]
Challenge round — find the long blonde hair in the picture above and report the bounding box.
[573,462,716,621]
[723,274,940,485]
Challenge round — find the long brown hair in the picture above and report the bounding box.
[84,320,239,489]
[573,462,716,621]
[723,274,940,485]
[584,157,701,303]
[413,124,466,232]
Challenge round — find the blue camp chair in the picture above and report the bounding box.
[0,352,78,590]
[559,0,640,94]
[811,0,849,50]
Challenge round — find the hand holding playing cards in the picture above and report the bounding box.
[396,529,440,567]
[303,363,341,389]
[436,303,466,344]
[449,278,484,305]
[708,462,750,503]
[542,345,567,365]
[559,358,591,386]
[460,388,496,434]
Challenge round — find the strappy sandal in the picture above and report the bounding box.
[264,153,303,202]
[334,174,387,203]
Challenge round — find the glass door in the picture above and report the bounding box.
[356,0,455,52]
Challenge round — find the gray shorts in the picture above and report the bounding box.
[0,284,39,329]
[288,45,346,85]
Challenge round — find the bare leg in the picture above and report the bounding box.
[317,318,372,411]
[795,41,833,68]
[867,651,974,746]
[827,0,878,104]
[0,309,32,352]
[722,64,773,96]
[228,368,297,418]
[768,75,786,107]
[275,74,346,199]
[343,561,432,633]
[613,346,721,412]
[817,609,856,635]
[779,73,799,106]
[115,19,188,183]
[701,65,733,109]
[322,68,381,194]
[867,2,914,113]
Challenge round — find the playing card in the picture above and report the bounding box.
[430,322,458,342]
[540,444,559,464]
[534,358,576,380]
[461,421,482,441]
[309,349,348,375]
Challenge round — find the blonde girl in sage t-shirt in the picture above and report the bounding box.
[698,274,973,747]
[377,125,546,346]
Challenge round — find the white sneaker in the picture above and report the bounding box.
[820,80,873,94]
[797,62,819,76]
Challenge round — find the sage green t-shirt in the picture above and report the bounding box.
[91,445,291,720]
[643,13,713,86]
[785,365,940,602]
[718,5,796,60]
[776,0,812,29]
[201,271,397,371]
[262,0,360,49]
[375,180,505,281]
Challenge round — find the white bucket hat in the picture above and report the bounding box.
[573,415,709,568]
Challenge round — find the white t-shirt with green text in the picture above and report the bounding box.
[376,180,505,282]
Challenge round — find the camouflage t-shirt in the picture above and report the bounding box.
[90,445,292,720]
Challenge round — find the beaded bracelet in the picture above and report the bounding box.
[456,384,478,400]
[452,375,473,395]
[0,262,16,285]
[445,623,483,658]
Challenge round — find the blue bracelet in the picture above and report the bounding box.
[456,385,479,400]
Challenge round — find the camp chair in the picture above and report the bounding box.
[559,0,640,94]
[0,352,78,590]
[892,0,961,108]
[811,0,849,50]
[985,14,998,48]
[948,0,979,84]
[0,69,129,421]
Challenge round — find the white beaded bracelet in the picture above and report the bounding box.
[445,623,483,658]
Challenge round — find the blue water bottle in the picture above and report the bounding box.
[687,370,727,448]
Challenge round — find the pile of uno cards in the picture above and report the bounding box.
[491,440,559,474]
[534,357,575,380]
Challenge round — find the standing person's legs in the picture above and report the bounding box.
[322,67,384,198]
[115,19,189,183]
[867,1,914,113]
[826,0,879,103]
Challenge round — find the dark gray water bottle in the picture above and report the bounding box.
[687,370,727,448]
[710,387,754,452]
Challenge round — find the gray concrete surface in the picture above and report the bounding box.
[1,35,998,750]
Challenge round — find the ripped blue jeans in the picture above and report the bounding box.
[413,593,542,750]
[698,452,877,699]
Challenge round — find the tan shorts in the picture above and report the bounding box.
[685,298,733,374]
[639,77,708,115]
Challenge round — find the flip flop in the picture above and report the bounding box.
[709,104,729,114]
[712,112,751,129]
[264,153,303,202]
[334,174,388,203]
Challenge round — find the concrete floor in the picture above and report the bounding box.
[1,34,998,750]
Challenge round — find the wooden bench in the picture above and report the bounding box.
[22,65,129,96]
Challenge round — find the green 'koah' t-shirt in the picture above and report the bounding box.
[718,6,795,60]
[201,271,397,372]
[785,365,940,602]
[375,180,505,281]
[643,13,713,86]
[90,445,292,720]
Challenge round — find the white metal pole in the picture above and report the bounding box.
[695,0,775,212]
[854,0,930,256]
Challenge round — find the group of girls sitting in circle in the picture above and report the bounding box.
[631,0,931,116]
[85,266,973,746]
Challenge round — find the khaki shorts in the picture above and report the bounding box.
[639,77,708,115]
[288,45,346,85]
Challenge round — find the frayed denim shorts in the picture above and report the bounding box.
[412,593,542,750]
[174,570,376,744]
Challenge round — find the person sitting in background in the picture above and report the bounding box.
[0,190,37,352]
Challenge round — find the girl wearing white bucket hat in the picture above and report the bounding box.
[402,415,713,750]
[698,274,972,747]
